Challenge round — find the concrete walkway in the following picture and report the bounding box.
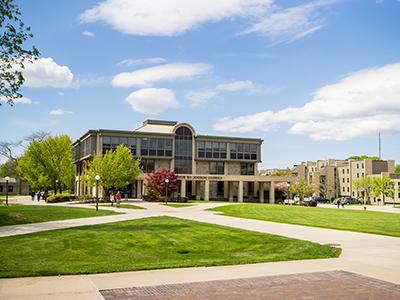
[318,203,400,214]
[1,200,399,299]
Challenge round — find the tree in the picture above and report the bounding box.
[0,159,17,178]
[271,168,293,177]
[87,145,141,200]
[17,135,74,192]
[353,177,374,205]
[346,155,379,161]
[395,165,400,174]
[372,177,395,204]
[289,179,314,205]
[1,0,39,105]
[146,168,179,201]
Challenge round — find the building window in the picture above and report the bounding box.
[140,159,155,173]
[357,173,359,178]
[102,136,137,155]
[140,138,172,157]
[347,169,349,174]
[342,178,345,183]
[0,186,2,193]
[347,187,350,192]
[230,143,257,160]
[361,163,364,168]
[210,162,224,175]
[357,163,359,169]
[174,127,193,174]
[240,163,254,175]
[197,141,226,159]
[342,169,344,174]
[343,187,345,192]
[347,178,350,183]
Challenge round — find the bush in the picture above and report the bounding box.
[77,194,93,201]
[143,189,161,202]
[47,193,76,203]
[174,196,189,203]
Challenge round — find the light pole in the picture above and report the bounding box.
[165,178,169,204]
[287,183,291,205]
[55,179,59,195]
[95,175,100,211]
[5,176,10,206]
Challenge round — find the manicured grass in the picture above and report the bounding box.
[189,200,230,203]
[97,203,145,210]
[0,205,120,226]
[163,203,194,208]
[0,216,340,278]
[210,204,400,237]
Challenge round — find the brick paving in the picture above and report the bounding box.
[100,271,400,300]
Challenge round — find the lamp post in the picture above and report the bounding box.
[95,175,100,211]
[287,183,291,205]
[5,176,10,206]
[55,179,59,195]
[165,178,169,204]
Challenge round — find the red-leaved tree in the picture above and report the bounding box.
[145,168,179,197]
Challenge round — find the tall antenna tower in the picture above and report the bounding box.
[379,132,381,160]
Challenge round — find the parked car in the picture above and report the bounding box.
[309,196,329,203]
[334,197,361,205]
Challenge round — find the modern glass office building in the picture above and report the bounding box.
[73,120,291,202]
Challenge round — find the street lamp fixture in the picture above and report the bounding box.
[55,179,59,195]
[4,176,10,206]
[95,175,100,211]
[165,178,169,204]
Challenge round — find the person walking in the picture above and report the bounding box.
[110,191,114,206]
[337,199,340,208]
[115,191,121,208]
[36,191,41,201]
[30,191,35,201]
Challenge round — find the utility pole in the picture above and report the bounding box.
[378,132,381,159]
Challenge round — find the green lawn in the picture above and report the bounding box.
[97,203,145,210]
[189,200,230,203]
[0,205,120,226]
[163,203,194,208]
[210,204,400,237]
[0,216,340,278]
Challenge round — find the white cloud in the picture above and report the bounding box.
[112,63,212,88]
[49,109,73,115]
[57,92,65,96]
[80,0,272,36]
[0,96,32,105]
[82,31,95,37]
[186,80,254,105]
[23,57,75,88]
[125,88,178,115]
[186,90,218,106]
[216,80,254,91]
[117,57,167,67]
[214,62,400,140]
[241,0,335,45]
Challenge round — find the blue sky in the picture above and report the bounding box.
[1,0,399,168]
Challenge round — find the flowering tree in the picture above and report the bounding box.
[275,182,289,195]
[146,168,179,201]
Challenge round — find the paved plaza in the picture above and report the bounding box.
[100,271,400,300]
[1,197,400,299]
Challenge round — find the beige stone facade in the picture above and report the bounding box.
[294,158,398,204]
[73,120,291,202]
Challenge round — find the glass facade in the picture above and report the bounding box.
[74,136,96,160]
[240,162,255,175]
[140,138,172,157]
[174,127,192,174]
[230,143,257,160]
[102,136,136,155]
[209,161,224,174]
[140,159,155,173]
[197,141,227,159]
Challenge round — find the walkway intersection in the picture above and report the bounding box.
[0,198,399,299]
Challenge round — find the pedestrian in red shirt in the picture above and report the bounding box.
[115,191,121,208]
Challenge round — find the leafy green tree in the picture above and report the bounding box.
[1,0,39,105]
[289,179,314,205]
[271,168,293,177]
[87,145,141,200]
[395,165,400,174]
[0,159,17,178]
[346,155,379,161]
[372,177,395,204]
[17,135,74,192]
[353,177,374,205]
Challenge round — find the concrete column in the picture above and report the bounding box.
[228,181,234,202]
[259,182,264,203]
[238,181,244,202]
[137,180,143,199]
[195,181,201,200]
[269,181,275,204]
[180,179,186,198]
[204,180,210,201]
